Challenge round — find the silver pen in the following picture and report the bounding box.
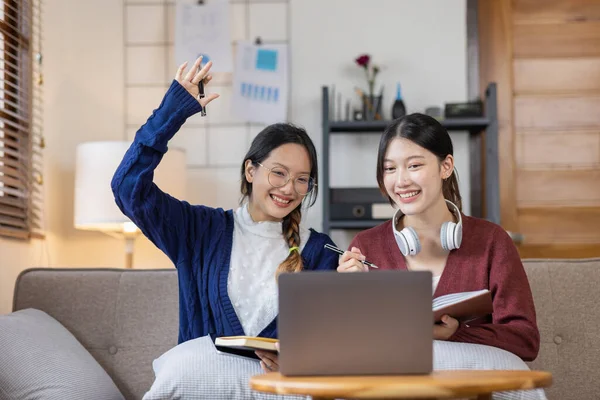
[324,244,379,269]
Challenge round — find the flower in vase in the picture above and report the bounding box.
[355,54,370,67]
[355,53,381,119]
[354,53,380,99]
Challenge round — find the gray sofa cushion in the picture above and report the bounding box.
[0,308,124,400]
[12,268,179,400]
[523,258,600,400]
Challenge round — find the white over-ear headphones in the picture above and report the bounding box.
[392,199,463,256]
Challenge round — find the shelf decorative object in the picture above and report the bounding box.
[355,54,382,121]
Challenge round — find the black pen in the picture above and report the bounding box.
[198,80,206,116]
[324,244,379,269]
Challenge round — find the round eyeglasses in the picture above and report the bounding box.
[256,162,316,195]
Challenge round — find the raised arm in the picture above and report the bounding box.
[111,58,219,265]
[448,229,540,361]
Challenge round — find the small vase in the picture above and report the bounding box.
[362,94,383,121]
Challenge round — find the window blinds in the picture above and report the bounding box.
[0,0,44,240]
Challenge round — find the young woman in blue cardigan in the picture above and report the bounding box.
[111,57,338,382]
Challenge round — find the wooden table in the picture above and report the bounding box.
[250,370,552,399]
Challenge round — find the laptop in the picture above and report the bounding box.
[277,270,433,376]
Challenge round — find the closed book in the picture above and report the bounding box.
[433,289,493,323]
[214,336,278,360]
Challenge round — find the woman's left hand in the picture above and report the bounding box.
[256,342,280,373]
[433,315,459,340]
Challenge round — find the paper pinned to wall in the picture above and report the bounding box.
[174,1,233,73]
[232,41,288,124]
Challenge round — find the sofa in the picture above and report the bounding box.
[7,258,600,399]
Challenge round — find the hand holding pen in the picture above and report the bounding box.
[174,55,219,114]
[324,244,378,272]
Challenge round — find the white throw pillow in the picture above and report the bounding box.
[0,308,124,400]
[143,335,307,400]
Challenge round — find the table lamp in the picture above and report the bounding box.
[74,141,186,268]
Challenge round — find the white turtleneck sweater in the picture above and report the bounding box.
[228,204,310,337]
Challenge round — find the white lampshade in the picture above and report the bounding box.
[74,141,186,233]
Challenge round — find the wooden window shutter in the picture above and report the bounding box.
[0,0,44,240]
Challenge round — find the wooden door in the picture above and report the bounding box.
[478,0,600,258]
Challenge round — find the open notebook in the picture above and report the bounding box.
[433,289,493,323]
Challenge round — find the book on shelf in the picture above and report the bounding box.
[214,336,278,360]
[433,289,493,323]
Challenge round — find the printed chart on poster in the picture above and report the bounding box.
[174,0,233,73]
[232,41,288,125]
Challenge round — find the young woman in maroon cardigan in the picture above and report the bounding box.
[337,114,540,361]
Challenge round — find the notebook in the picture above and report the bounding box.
[433,289,493,323]
[214,336,277,360]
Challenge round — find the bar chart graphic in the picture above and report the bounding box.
[232,41,288,124]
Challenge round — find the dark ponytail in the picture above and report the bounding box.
[442,172,462,211]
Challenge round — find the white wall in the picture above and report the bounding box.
[289,0,468,248]
[0,239,55,314]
